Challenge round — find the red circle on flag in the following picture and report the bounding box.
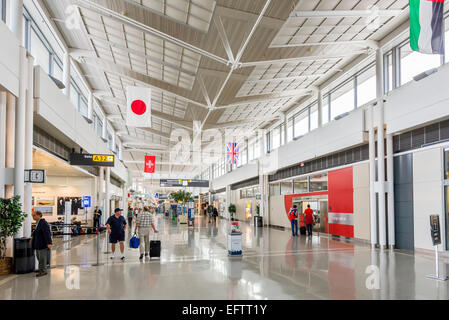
[131,100,147,115]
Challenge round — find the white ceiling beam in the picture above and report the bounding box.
[246,74,326,84]
[215,5,284,30]
[289,9,403,18]
[213,15,235,64]
[240,50,370,68]
[270,40,379,49]
[76,0,229,65]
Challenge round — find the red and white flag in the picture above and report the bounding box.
[144,155,156,173]
[126,86,151,127]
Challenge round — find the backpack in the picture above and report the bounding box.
[289,208,297,220]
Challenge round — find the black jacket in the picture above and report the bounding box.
[32,218,53,250]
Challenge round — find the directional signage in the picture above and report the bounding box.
[430,214,441,246]
[160,179,209,188]
[82,196,91,208]
[24,170,46,183]
[69,153,115,167]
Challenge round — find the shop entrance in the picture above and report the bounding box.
[292,195,328,233]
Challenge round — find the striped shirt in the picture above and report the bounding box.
[136,211,153,228]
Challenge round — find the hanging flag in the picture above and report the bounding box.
[126,86,152,127]
[410,0,445,54]
[144,155,156,173]
[226,142,240,165]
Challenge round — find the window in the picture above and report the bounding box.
[287,118,293,142]
[241,146,247,165]
[269,183,280,196]
[53,58,63,82]
[445,150,449,180]
[272,126,280,150]
[248,142,254,161]
[30,28,50,74]
[330,80,355,120]
[310,104,318,131]
[294,109,308,138]
[79,96,88,118]
[293,178,308,194]
[357,65,376,107]
[108,132,113,150]
[280,181,292,195]
[280,124,285,145]
[399,43,441,85]
[384,52,394,93]
[69,81,79,108]
[309,173,328,192]
[254,138,260,159]
[322,95,330,125]
[1,0,6,23]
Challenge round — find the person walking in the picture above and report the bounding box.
[93,206,102,231]
[134,206,158,260]
[207,204,213,223]
[289,205,299,237]
[127,207,134,228]
[31,211,53,277]
[213,206,218,223]
[304,205,315,237]
[106,208,127,260]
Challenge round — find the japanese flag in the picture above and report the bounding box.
[126,86,151,127]
[144,155,156,173]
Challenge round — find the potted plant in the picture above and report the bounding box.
[256,204,260,216]
[228,204,236,221]
[0,196,27,275]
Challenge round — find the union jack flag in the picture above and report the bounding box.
[226,142,240,165]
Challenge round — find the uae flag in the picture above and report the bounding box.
[144,155,156,173]
[410,0,445,54]
[126,86,152,127]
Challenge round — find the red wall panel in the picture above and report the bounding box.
[328,167,354,238]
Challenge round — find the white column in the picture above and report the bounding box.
[369,106,377,247]
[63,52,71,97]
[225,185,231,220]
[105,167,111,218]
[9,0,23,43]
[118,143,123,161]
[376,48,387,249]
[281,112,287,145]
[317,89,323,128]
[102,116,108,142]
[98,167,104,212]
[387,133,395,249]
[15,47,28,238]
[87,92,94,123]
[23,55,34,238]
[0,92,6,198]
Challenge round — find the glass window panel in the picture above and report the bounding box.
[294,109,308,137]
[30,29,50,74]
[246,188,254,198]
[309,173,328,192]
[53,59,63,82]
[293,178,308,194]
[322,95,329,125]
[79,96,88,117]
[254,138,260,159]
[69,83,79,109]
[400,44,441,85]
[242,147,247,165]
[248,143,254,161]
[287,118,293,142]
[280,181,292,195]
[280,124,285,145]
[331,80,355,120]
[445,150,449,179]
[357,66,376,107]
[310,105,318,131]
[269,183,280,196]
[272,126,280,149]
[385,52,393,93]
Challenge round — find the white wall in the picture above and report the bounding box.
[0,20,19,96]
[385,63,449,134]
[353,162,370,241]
[269,195,290,229]
[211,162,258,191]
[413,147,444,251]
[230,189,258,222]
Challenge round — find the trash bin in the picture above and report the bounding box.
[254,216,263,227]
[13,238,35,274]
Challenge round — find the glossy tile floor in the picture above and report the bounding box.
[1,215,449,300]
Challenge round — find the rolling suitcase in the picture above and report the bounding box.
[150,234,161,259]
[300,226,306,235]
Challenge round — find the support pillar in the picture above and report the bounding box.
[87,92,93,123]
[24,54,34,238]
[63,52,71,97]
[317,89,323,128]
[105,167,110,218]
[387,133,395,249]
[225,185,231,220]
[281,112,287,145]
[15,47,28,238]
[5,93,15,198]
[102,116,107,142]
[369,107,377,248]
[376,47,387,249]
[0,91,6,198]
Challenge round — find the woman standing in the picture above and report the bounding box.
[127,207,134,228]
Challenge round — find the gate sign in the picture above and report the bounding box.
[24,170,46,183]
[82,196,91,208]
[430,214,441,246]
[70,153,115,167]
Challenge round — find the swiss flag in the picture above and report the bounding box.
[126,86,151,127]
[144,155,156,173]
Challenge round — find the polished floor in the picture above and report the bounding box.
[0,214,449,300]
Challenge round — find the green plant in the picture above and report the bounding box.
[228,203,236,219]
[256,205,260,216]
[169,190,193,204]
[0,196,27,260]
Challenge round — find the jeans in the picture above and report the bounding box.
[128,217,133,228]
[36,248,49,273]
[138,227,151,255]
[291,220,298,236]
[306,224,313,236]
[93,219,100,230]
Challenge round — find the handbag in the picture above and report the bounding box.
[129,233,140,249]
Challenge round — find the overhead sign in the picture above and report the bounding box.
[69,153,115,167]
[430,214,441,246]
[160,179,209,188]
[24,170,46,183]
[82,196,91,208]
